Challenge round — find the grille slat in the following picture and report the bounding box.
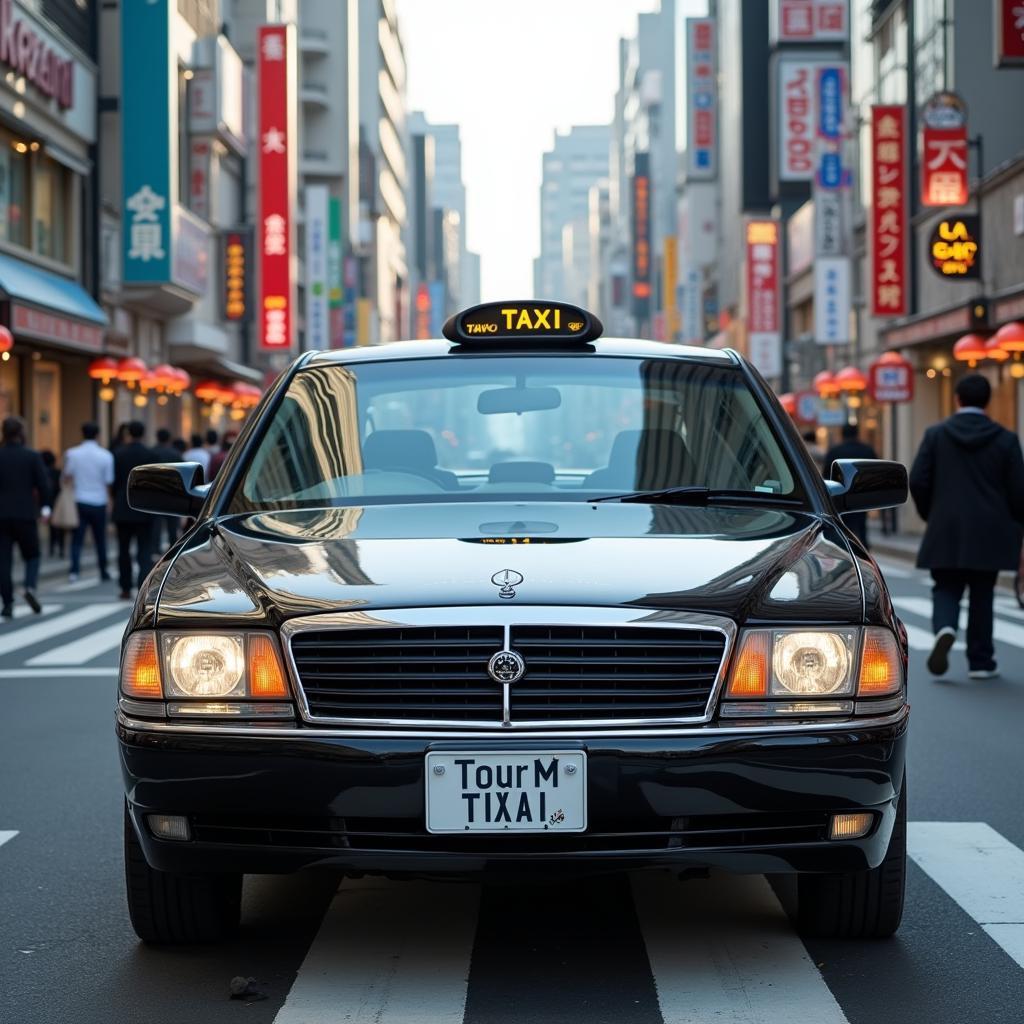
[290,622,726,726]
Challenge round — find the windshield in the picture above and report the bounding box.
[229,356,801,511]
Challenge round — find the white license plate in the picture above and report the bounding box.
[425,750,587,834]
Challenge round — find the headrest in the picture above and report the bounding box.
[488,461,556,484]
[363,430,439,470]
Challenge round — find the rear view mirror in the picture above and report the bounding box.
[477,386,562,415]
[826,459,908,513]
[128,462,209,518]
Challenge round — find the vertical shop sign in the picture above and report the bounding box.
[995,0,1024,65]
[631,152,652,321]
[773,0,848,42]
[663,235,679,340]
[921,92,969,207]
[304,184,329,350]
[870,105,908,317]
[685,18,717,180]
[746,219,782,378]
[257,24,297,351]
[328,196,344,348]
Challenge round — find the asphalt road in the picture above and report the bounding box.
[2,556,1024,1023]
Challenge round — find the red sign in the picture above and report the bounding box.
[632,153,651,309]
[870,105,908,318]
[10,304,103,351]
[776,0,848,42]
[996,0,1024,64]
[258,24,296,351]
[414,282,431,340]
[745,219,782,378]
[869,360,914,403]
[922,125,968,206]
[0,0,74,109]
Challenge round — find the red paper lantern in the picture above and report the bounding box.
[88,356,119,383]
[0,325,13,353]
[172,368,191,393]
[995,321,1024,357]
[194,379,223,402]
[876,351,906,365]
[985,336,1009,362]
[116,356,147,383]
[813,370,841,397]
[835,366,868,392]
[953,333,988,368]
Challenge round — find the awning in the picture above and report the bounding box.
[0,251,106,325]
[170,350,263,386]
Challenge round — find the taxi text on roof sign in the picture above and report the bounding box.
[443,301,603,344]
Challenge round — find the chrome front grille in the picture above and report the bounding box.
[285,608,732,730]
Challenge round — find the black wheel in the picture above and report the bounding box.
[796,779,906,939]
[124,806,242,944]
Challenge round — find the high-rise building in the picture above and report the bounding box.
[534,126,611,305]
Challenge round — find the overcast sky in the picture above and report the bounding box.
[396,0,664,300]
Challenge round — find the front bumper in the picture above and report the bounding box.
[118,708,908,879]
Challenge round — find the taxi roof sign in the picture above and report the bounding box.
[442,301,603,344]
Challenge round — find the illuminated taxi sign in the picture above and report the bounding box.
[443,301,603,344]
[929,216,980,280]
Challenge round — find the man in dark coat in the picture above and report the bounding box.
[150,427,182,550]
[112,421,156,600]
[0,416,50,616]
[824,423,878,549]
[909,374,1024,679]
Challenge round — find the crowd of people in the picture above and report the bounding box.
[0,418,236,616]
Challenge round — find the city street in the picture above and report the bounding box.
[1,555,1024,1024]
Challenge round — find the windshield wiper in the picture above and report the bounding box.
[589,486,802,506]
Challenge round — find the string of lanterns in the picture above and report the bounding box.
[952,321,1024,377]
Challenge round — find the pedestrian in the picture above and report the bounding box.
[204,429,219,466]
[184,432,211,476]
[171,436,187,456]
[40,450,65,557]
[63,422,114,583]
[110,422,130,453]
[801,429,826,474]
[150,427,182,549]
[0,416,50,617]
[824,423,878,549]
[208,430,238,479]
[910,374,1024,680]
[112,421,156,600]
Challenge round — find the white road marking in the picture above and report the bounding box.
[0,831,17,849]
[899,619,965,653]
[0,604,125,657]
[0,668,115,678]
[26,620,127,666]
[909,822,1024,970]
[3,604,62,620]
[632,871,848,1024]
[54,578,110,593]
[893,595,1024,649]
[872,559,913,579]
[272,878,480,1024]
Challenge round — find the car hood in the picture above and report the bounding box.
[151,502,863,628]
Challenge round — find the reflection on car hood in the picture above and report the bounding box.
[152,502,862,626]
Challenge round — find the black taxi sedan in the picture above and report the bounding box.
[118,301,909,944]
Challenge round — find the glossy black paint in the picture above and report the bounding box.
[828,459,909,514]
[118,340,910,880]
[127,462,209,519]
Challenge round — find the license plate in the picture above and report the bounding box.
[425,750,587,833]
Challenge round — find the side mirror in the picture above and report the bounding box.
[128,462,209,518]
[826,459,908,513]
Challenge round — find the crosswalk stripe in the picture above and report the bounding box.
[6,604,62,620]
[900,620,966,653]
[0,604,125,657]
[0,668,115,678]
[0,831,17,849]
[272,878,480,1024]
[893,594,1024,649]
[54,578,110,593]
[632,872,848,1024]
[909,822,1024,970]
[872,559,913,579]
[26,620,127,666]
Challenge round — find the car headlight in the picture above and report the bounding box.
[121,631,291,704]
[723,627,903,717]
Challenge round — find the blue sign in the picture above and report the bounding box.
[819,152,842,189]
[121,0,173,284]
[817,67,843,140]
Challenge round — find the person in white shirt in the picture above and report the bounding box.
[183,432,212,476]
[63,422,114,582]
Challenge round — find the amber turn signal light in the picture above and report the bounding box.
[858,628,902,697]
[725,632,769,697]
[247,634,289,698]
[121,632,162,699]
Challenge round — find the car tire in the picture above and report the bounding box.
[124,806,242,944]
[796,778,906,940]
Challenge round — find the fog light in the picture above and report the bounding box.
[147,814,191,842]
[830,812,873,840]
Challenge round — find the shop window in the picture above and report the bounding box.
[0,141,30,247]
[33,157,68,262]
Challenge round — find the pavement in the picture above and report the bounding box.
[3,552,1024,1023]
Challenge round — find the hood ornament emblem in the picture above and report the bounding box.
[488,649,526,685]
[491,569,524,599]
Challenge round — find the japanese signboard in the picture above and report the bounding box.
[777,58,848,183]
[663,235,679,340]
[415,283,431,340]
[869,359,914,403]
[772,0,848,43]
[685,18,717,181]
[681,267,703,345]
[929,216,981,279]
[921,93,969,207]
[996,0,1024,65]
[188,139,211,222]
[304,184,329,351]
[220,229,250,322]
[257,24,297,351]
[814,256,851,344]
[870,105,908,318]
[121,0,173,285]
[328,197,344,348]
[631,152,652,320]
[171,205,209,297]
[815,65,847,190]
[745,219,782,378]
[679,182,717,268]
